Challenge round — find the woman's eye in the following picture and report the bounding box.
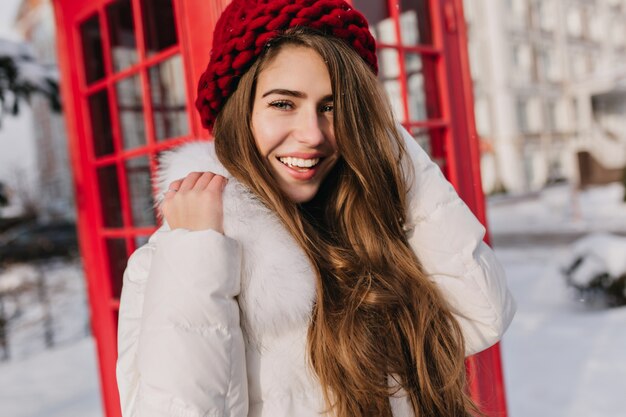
[269,100,293,110]
[320,103,334,113]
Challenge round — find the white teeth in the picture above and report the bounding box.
[278,157,320,168]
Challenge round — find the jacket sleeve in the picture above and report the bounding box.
[397,125,516,356]
[116,226,248,417]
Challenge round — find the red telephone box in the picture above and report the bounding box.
[50,0,508,416]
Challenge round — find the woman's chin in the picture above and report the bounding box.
[278,182,320,203]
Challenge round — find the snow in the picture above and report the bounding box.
[488,182,626,235]
[0,259,101,417]
[560,233,626,286]
[0,181,625,416]
[0,337,103,417]
[498,246,626,417]
[0,264,38,292]
[0,39,33,60]
[489,181,626,417]
[0,38,59,92]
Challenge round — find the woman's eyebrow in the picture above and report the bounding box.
[261,90,334,103]
[262,89,306,98]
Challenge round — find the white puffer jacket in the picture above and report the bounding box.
[116,125,516,417]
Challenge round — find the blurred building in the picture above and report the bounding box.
[465,0,626,193]
[13,0,75,221]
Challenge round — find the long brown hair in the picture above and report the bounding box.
[214,27,479,417]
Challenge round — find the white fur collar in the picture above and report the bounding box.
[155,141,316,347]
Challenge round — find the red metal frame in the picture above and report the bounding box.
[52,1,508,416]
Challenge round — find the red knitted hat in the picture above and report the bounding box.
[195,0,378,131]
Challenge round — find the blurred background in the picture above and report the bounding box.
[0,0,625,416]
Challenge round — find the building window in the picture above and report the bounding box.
[474,96,491,137]
[468,41,483,82]
[537,47,560,83]
[555,99,569,132]
[566,6,583,38]
[545,99,557,132]
[516,97,542,133]
[512,42,533,82]
[571,97,579,131]
[611,19,626,48]
[570,51,589,78]
[588,11,605,43]
[538,0,556,32]
[511,0,529,21]
[514,43,532,69]
[516,98,529,133]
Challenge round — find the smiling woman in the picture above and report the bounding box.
[116,1,515,417]
[250,46,339,203]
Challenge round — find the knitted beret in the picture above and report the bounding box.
[195,0,378,131]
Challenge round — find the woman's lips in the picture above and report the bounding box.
[276,157,323,181]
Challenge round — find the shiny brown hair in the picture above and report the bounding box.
[213,27,480,417]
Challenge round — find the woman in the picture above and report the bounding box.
[116,1,515,416]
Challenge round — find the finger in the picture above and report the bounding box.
[179,172,203,191]
[194,171,216,190]
[206,175,228,193]
[167,179,183,191]
[162,188,179,200]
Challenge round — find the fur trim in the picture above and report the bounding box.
[156,141,316,348]
[155,140,231,205]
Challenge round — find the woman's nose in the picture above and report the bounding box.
[294,108,326,147]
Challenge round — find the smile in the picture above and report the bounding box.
[275,156,324,180]
[278,156,321,171]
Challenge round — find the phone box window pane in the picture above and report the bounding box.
[134,235,150,249]
[115,75,146,149]
[80,15,106,84]
[88,90,115,157]
[352,0,392,42]
[106,238,127,299]
[97,165,123,228]
[106,0,139,72]
[409,127,433,157]
[400,0,432,45]
[142,0,178,55]
[379,47,400,79]
[126,156,156,227]
[406,54,440,120]
[383,79,404,120]
[149,55,189,141]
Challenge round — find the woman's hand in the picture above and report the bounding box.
[161,172,228,234]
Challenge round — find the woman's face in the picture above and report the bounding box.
[251,46,340,203]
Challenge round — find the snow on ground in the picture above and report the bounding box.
[0,337,103,417]
[561,233,626,288]
[490,182,626,417]
[0,258,100,417]
[497,246,626,417]
[488,182,626,235]
[0,259,90,360]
